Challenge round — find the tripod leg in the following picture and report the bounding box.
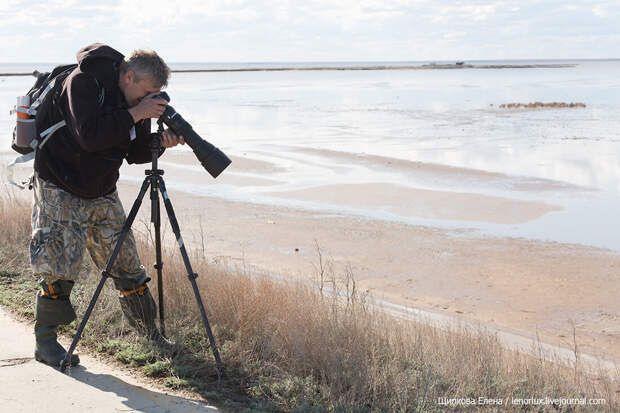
[157,177,223,381]
[61,179,151,372]
[151,180,165,336]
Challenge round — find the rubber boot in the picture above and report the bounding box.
[34,280,80,367]
[119,286,178,355]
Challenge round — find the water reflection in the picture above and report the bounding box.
[2,61,620,249]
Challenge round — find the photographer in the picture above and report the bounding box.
[30,43,183,366]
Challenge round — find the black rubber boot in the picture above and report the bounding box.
[34,280,80,367]
[118,285,178,355]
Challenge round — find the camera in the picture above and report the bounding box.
[153,92,231,178]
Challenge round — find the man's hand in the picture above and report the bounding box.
[128,93,167,122]
[161,129,185,148]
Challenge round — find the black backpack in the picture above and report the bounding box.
[8,64,104,188]
[11,64,78,155]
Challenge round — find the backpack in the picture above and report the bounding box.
[7,64,104,188]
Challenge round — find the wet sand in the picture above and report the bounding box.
[113,150,620,364]
[266,183,560,224]
[292,147,593,193]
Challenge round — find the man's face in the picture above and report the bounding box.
[119,70,160,107]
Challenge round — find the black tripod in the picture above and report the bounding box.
[61,123,223,380]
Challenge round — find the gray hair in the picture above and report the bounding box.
[120,49,170,88]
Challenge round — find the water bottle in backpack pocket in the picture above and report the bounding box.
[14,95,38,153]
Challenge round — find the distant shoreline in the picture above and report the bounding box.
[0,63,577,77]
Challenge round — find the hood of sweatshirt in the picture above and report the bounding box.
[75,43,124,92]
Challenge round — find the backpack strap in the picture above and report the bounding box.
[28,76,60,117]
[6,120,66,189]
[6,152,35,189]
[38,120,67,149]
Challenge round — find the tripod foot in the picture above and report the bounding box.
[59,358,70,372]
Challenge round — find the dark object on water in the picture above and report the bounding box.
[499,101,586,109]
[456,61,465,66]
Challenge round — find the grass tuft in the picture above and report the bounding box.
[143,360,171,377]
[164,376,191,389]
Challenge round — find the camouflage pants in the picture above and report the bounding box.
[30,174,147,287]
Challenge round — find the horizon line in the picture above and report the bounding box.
[1,57,619,65]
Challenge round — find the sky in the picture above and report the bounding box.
[1,0,619,63]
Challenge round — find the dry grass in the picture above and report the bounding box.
[0,186,31,271]
[0,188,619,412]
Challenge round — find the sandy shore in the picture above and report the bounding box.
[3,149,619,365]
[112,150,620,365]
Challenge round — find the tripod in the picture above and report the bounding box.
[61,122,223,380]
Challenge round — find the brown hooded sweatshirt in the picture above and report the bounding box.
[35,43,163,199]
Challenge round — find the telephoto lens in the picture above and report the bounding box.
[154,92,231,178]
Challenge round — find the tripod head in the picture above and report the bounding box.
[151,121,166,149]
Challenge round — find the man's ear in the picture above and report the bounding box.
[120,70,134,86]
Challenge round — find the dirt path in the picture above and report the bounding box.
[0,308,217,413]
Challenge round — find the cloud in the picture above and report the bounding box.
[592,6,607,17]
[435,4,498,22]
[3,0,620,62]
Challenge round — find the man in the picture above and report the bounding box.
[30,43,184,366]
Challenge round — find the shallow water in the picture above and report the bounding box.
[1,60,619,250]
